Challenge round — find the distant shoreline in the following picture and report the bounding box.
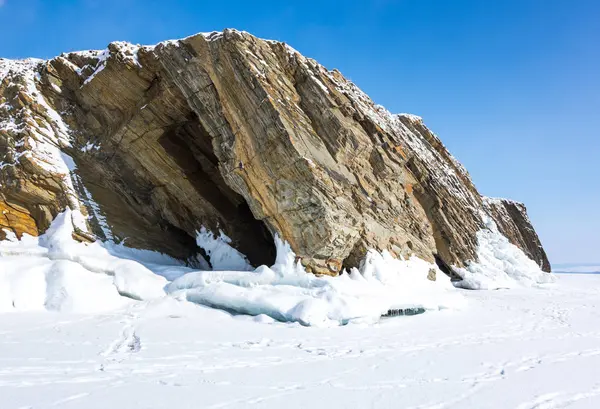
[554,271,600,275]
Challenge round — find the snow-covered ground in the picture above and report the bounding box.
[1,273,598,409]
[0,210,583,408]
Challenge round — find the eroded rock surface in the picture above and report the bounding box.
[0,29,551,274]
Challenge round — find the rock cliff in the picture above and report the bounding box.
[0,29,551,275]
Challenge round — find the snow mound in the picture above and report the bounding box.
[0,257,128,313]
[0,209,168,312]
[167,236,465,326]
[454,213,556,290]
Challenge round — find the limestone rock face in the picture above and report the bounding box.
[483,197,551,272]
[0,29,551,274]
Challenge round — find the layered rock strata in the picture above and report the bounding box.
[0,29,550,274]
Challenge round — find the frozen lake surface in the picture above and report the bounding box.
[1,273,599,409]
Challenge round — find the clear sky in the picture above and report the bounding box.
[1,0,598,264]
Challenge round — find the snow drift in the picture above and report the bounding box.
[0,209,168,312]
[454,213,556,290]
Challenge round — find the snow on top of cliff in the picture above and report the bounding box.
[110,42,143,69]
[396,113,423,123]
[483,196,525,208]
[200,30,225,41]
[0,29,309,83]
[66,31,232,85]
[75,42,143,86]
[140,30,226,49]
[61,29,300,88]
[0,58,44,80]
[81,49,109,85]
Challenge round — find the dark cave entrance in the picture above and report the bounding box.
[434,253,460,280]
[158,114,276,268]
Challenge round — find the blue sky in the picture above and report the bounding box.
[1,0,598,264]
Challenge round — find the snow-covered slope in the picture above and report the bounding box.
[0,58,88,230]
[454,213,556,289]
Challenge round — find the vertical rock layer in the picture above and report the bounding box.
[0,29,551,274]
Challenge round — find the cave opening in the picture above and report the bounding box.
[434,253,460,280]
[158,114,276,268]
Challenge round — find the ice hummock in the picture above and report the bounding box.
[0,206,556,321]
[167,238,464,326]
[1,209,464,325]
[1,206,557,323]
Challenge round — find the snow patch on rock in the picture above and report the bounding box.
[396,113,423,123]
[82,49,109,85]
[196,227,253,271]
[0,58,89,230]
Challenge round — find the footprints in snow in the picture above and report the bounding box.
[225,338,272,349]
[516,386,600,409]
[225,339,365,359]
[102,316,141,358]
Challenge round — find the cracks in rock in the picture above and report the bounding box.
[290,71,343,162]
[102,75,165,162]
[0,197,39,239]
[0,208,19,238]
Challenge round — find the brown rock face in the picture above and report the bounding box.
[0,29,550,274]
[0,199,38,240]
[483,197,551,272]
